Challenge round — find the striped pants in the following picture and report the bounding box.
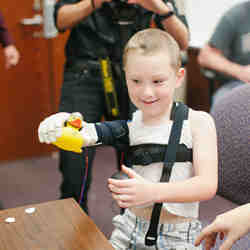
[110,209,202,250]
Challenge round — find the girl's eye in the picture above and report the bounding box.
[153,80,164,84]
[132,79,139,84]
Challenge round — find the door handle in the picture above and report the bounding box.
[20,0,58,39]
[20,14,43,26]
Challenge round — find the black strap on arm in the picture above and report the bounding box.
[145,102,189,246]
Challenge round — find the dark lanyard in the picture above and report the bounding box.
[145,102,188,246]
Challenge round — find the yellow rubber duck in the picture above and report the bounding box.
[52,114,84,153]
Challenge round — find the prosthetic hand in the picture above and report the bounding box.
[38,112,98,153]
[52,113,84,153]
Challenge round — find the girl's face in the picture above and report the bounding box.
[125,51,184,124]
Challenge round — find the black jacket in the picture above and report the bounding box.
[54,0,188,65]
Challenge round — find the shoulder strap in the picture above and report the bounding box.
[145,102,189,246]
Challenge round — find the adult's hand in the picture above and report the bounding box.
[127,0,171,15]
[3,44,20,69]
[237,65,250,83]
[195,203,250,250]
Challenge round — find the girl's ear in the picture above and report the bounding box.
[175,67,185,88]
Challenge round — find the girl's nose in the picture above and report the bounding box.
[142,84,154,97]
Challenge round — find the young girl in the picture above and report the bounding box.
[38,28,218,249]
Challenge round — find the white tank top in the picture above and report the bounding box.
[129,110,199,219]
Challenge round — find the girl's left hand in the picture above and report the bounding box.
[108,165,155,208]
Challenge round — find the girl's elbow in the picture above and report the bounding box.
[208,188,217,200]
[205,183,218,200]
[200,180,217,201]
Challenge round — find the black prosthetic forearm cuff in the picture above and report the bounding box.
[95,120,129,151]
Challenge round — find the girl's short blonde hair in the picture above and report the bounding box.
[123,28,181,71]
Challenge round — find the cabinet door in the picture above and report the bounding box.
[0,1,68,161]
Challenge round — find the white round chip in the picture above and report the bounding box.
[25,207,36,214]
[5,217,15,223]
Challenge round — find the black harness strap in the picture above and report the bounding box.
[126,143,192,166]
[145,102,189,246]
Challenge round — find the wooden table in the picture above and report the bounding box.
[0,198,114,250]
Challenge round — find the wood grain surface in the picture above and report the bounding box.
[0,198,114,250]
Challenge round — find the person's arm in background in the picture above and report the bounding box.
[54,0,111,31]
[0,11,20,69]
[195,203,250,250]
[198,6,250,84]
[160,0,189,51]
[129,0,189,50]
[198,44,250,84]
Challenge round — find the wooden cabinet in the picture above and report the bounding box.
[0,2,69,161]
[186,47,210,112]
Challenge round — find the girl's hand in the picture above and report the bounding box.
[108,165,156,208]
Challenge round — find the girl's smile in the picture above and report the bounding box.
[125,51,184,124]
